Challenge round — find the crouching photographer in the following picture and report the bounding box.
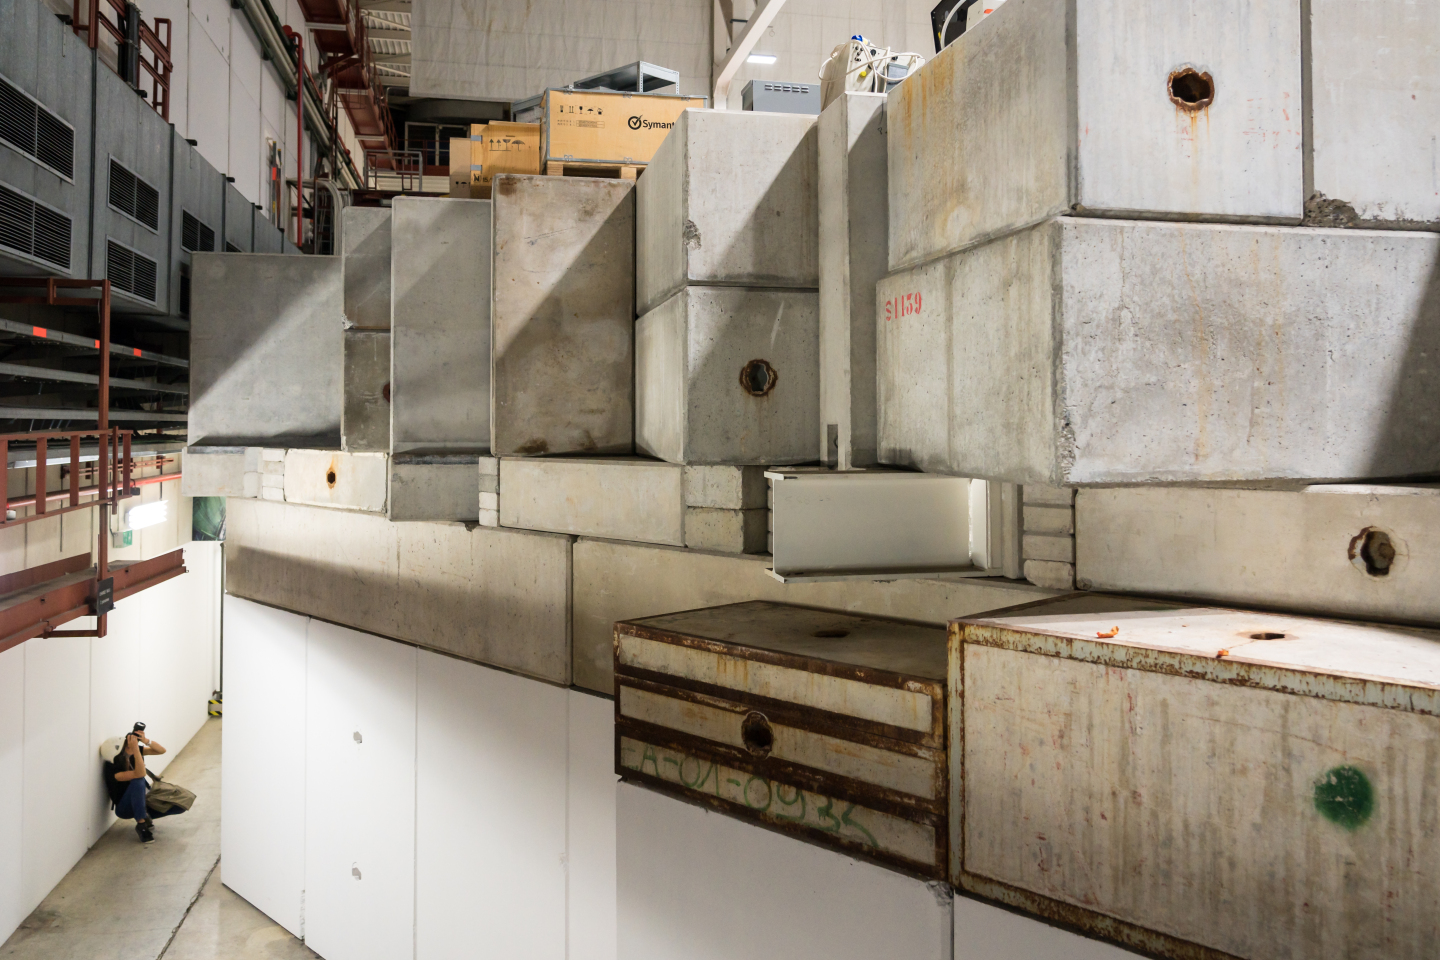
[100,723,195,843]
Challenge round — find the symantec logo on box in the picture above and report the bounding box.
[884,292,923,320]
[628,116,674,131]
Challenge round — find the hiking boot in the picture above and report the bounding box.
[136,821,155,844]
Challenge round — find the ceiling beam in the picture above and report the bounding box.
[712,0,788,109]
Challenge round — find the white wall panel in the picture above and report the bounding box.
[305,620,416,960]
[229,82,263,206]
[617,782,952,960]
[191,0,232,59]
[230,16,264,108]
[88,609,140,843]
[0,645,25,943]
[567,690,617,960]
[954,896,1144,959]
[260,66,285,141]
[21,637,93,916]
[415,652,567,960]
[188,18,230,174]
[136,554,214,776]
[221,596,308,937]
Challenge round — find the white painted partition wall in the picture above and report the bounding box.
[954,899,1143,960]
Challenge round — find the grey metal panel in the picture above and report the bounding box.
[252,211,285,254]
[169,132,226,316]
[223,183,253,252]
[0,1,94,278]
[90,58,172,313]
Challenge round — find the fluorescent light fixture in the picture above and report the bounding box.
[126,500,169,531]
[746,54,777,65]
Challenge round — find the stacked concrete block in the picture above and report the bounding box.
[635,110,821,465]
[179,447,247,498]
[1021,485,1074,590]
[389,457,481,523]
[247,448,286,502]
[887,0,1304,272]
[499,458,683,545]
[189,254,345,448]
[818,92,887,469]
[282,450,388,513]
[341,206,392,328]
[876,218,1440,484]
[682,465,768,554]
[1307,0,1440,229]
[342,330,390,453]
[490,175,636,457]
[477,456,499,527]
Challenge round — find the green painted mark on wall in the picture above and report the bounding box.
[1314,765,1374,830]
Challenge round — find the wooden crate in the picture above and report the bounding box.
[449,124,540,198]
[614,600,949,878]
[542,89,706,169]
[951,594,1440,960]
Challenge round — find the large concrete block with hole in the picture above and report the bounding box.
[819,92,887,468]
[490,175,635,457]
[636,286,819,465]
[499,457,683,544]
[1076,484,1440,625]
[888,0,1303,270]
[341,206,391,328]
[390,197,491,456]
[190,254,345,447]
[1308,0,1440,229]
[636,110,819,314]
[225,497,572,683]
[282,449,388,513]
[877,217,1440,485]
[570,536,1054,694]
[343,329,389,452]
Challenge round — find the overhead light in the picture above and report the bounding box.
[126,500,169,531]
[747,54,777,65]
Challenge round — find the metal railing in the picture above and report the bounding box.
[363,148,426,193]
[72,0,174,123]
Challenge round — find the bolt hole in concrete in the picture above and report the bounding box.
[1249,632,1288,641]
[740,358,778,397]
[741,711,774,758]
[812,629,850,639]
[1168,67,1214,110]
[326,468,338,487]
[382,382,391,402]
[1351,528,1398,577]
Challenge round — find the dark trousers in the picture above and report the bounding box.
[114,778,181,822]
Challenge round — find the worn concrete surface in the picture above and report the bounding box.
[636,110,819,314]
[1077,484,1440,624]
[226,498,572,684]
[877,217,1440,484]
[636,286,819,465]
[189,255,344,448]
[342,330,390,453]
[1309,0,1440,229]
[390,197,492,455]
[499,457,683,545]
[281,450,388,513]
[490,175,635,457]
[388,459,481,522]
[161,869,317,960]
[818,92,887,468]
[570,537,1054,694]
[179,449,246,499]
[682,506,767,554]
[0,719,223,960]
[887,0,1303,271]
[681,465,768,509]
[341,206,392,329]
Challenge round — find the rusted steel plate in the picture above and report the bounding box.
[951,594,1440,960]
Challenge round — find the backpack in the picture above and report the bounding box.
[145,769,197,815]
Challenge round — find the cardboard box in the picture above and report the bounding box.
[543,90,706,167]
[451,124,541,198]
[448,137,472,198]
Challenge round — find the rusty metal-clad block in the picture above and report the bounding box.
[950,594,1440,959]
[614,600,949,879]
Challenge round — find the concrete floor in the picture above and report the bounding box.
[1,718,316,960]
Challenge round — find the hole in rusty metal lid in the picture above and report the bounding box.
[1168,68,1214,111]
[741,711,774,759]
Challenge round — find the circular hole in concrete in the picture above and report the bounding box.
[812,629,850,639]
[1359,529,1397,577]
[326,469,337,487]
[741,711,774,759]
[740,359,777,397]
[1169,68,1214,110]
[1249,632,1288,641]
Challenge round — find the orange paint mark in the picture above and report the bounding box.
[133,348,142,357]
[1096,626,1120,639]
[93,340,100,348]
[32,325,47,337]
[1217,649,1230,658]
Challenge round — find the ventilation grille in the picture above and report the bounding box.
[0,182,72,269]
[108,159,159,230]
[181,210,215,253]
[0,75,74,179]
[107,239,158,302]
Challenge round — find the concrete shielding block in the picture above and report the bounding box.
[636,109,819,314]
[282,450,388,513]
[190,254,344,447]
[390,197,492,455]
[341,206,392,329]
[226,498,572,683]
[1076,484,1440,624]
[1022,559,1074,591]
[887,0,1303,270]
[343,329,390,453]
[498,457,683,545]
[388,459,481,522]
[683,507,767,554]
[681,465,768,509]
[180,448,247,498]
[819,92,887,469]
[636,286,819,465]
[490,175,636,457]
[877,218,1440,485]
[570,537,1055,694]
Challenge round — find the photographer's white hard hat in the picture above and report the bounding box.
[99,736,125,762]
